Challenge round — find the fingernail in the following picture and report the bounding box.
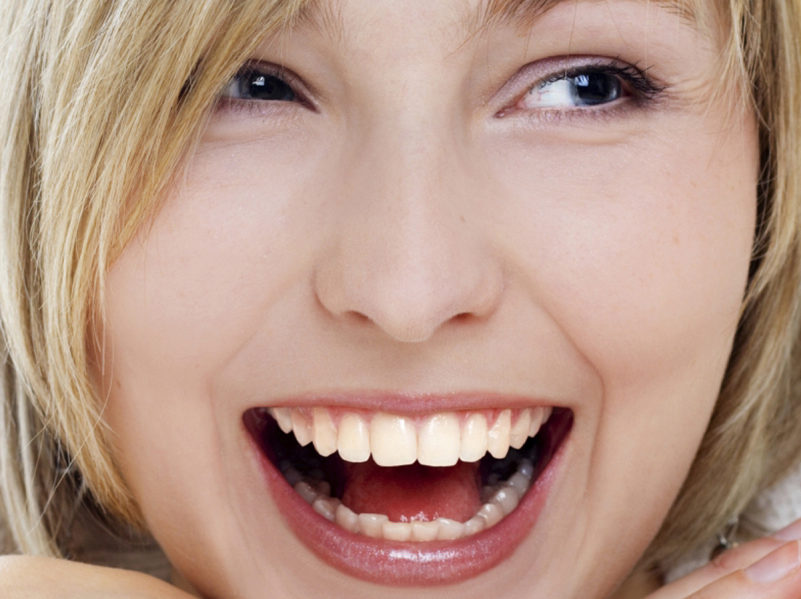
[746,541,801,584]
[774,519,801,541]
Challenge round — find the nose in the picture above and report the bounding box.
[313,123,504,344]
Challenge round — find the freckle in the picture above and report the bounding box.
[673,233,680,245]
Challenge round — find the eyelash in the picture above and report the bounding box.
[496,58,665,122]
[216,61,314,116]
[544,63,662,100]
[216,58,665,119]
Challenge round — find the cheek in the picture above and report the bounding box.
[485,111,757,549]
[98,141,318,526]
[487,116,757,395]
[102,138,321,380]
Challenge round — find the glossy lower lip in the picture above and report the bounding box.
[245,405,572,586]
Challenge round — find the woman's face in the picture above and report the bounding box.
[100,1,757,597]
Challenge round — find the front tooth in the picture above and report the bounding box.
[383,521,412,542]
[358,513,388,538]
[337,413,370,462]
[291,410,313,446]
[418,413,460,466]
[312,408,337,456]
[509,409,531,449]
[370,413,417,466]
[459,413,488,462]
[411,521,440,541]
[276,406,552,467]
[335,504,359,532]
[436,518,465,540]
[487,409,512,458]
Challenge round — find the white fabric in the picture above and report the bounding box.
[664,460,801,583]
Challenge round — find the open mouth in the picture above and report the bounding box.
[243,402,572,585]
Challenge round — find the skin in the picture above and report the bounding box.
[94,0,761,597]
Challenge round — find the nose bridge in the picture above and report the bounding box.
[314,101,503,343]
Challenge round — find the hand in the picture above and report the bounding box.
[648,522,801,598]
[0,555,195,598]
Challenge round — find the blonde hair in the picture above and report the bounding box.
[647,0,801,568]
[0,0,310,556]
[0,0,799,577]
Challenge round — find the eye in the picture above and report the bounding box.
[223,64,299,103]
[511,62,663,113]
[526,70,622,108]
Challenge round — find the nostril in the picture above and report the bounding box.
[346,311,371,325]
[312,221,505,342]
[338,309,439,344]
[316,286,501,343]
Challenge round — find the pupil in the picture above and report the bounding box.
[243,71,295,102]
[572,73,620,106]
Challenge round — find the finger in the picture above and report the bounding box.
[686,541,801,599]
[648,537,791,598]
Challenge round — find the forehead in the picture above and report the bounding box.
[296,0,703,39]
[469,0,699,30]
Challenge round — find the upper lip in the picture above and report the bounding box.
[247,390,561,414]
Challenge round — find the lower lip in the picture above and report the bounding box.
[246,411,571,586]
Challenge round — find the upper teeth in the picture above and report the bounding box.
[267,406,552,467]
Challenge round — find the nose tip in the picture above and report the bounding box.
[314,212,503,343]
[314,247,503,343]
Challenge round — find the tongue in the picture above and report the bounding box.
[341,460,482,523]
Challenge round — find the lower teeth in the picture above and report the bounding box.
[280,458,534,542]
